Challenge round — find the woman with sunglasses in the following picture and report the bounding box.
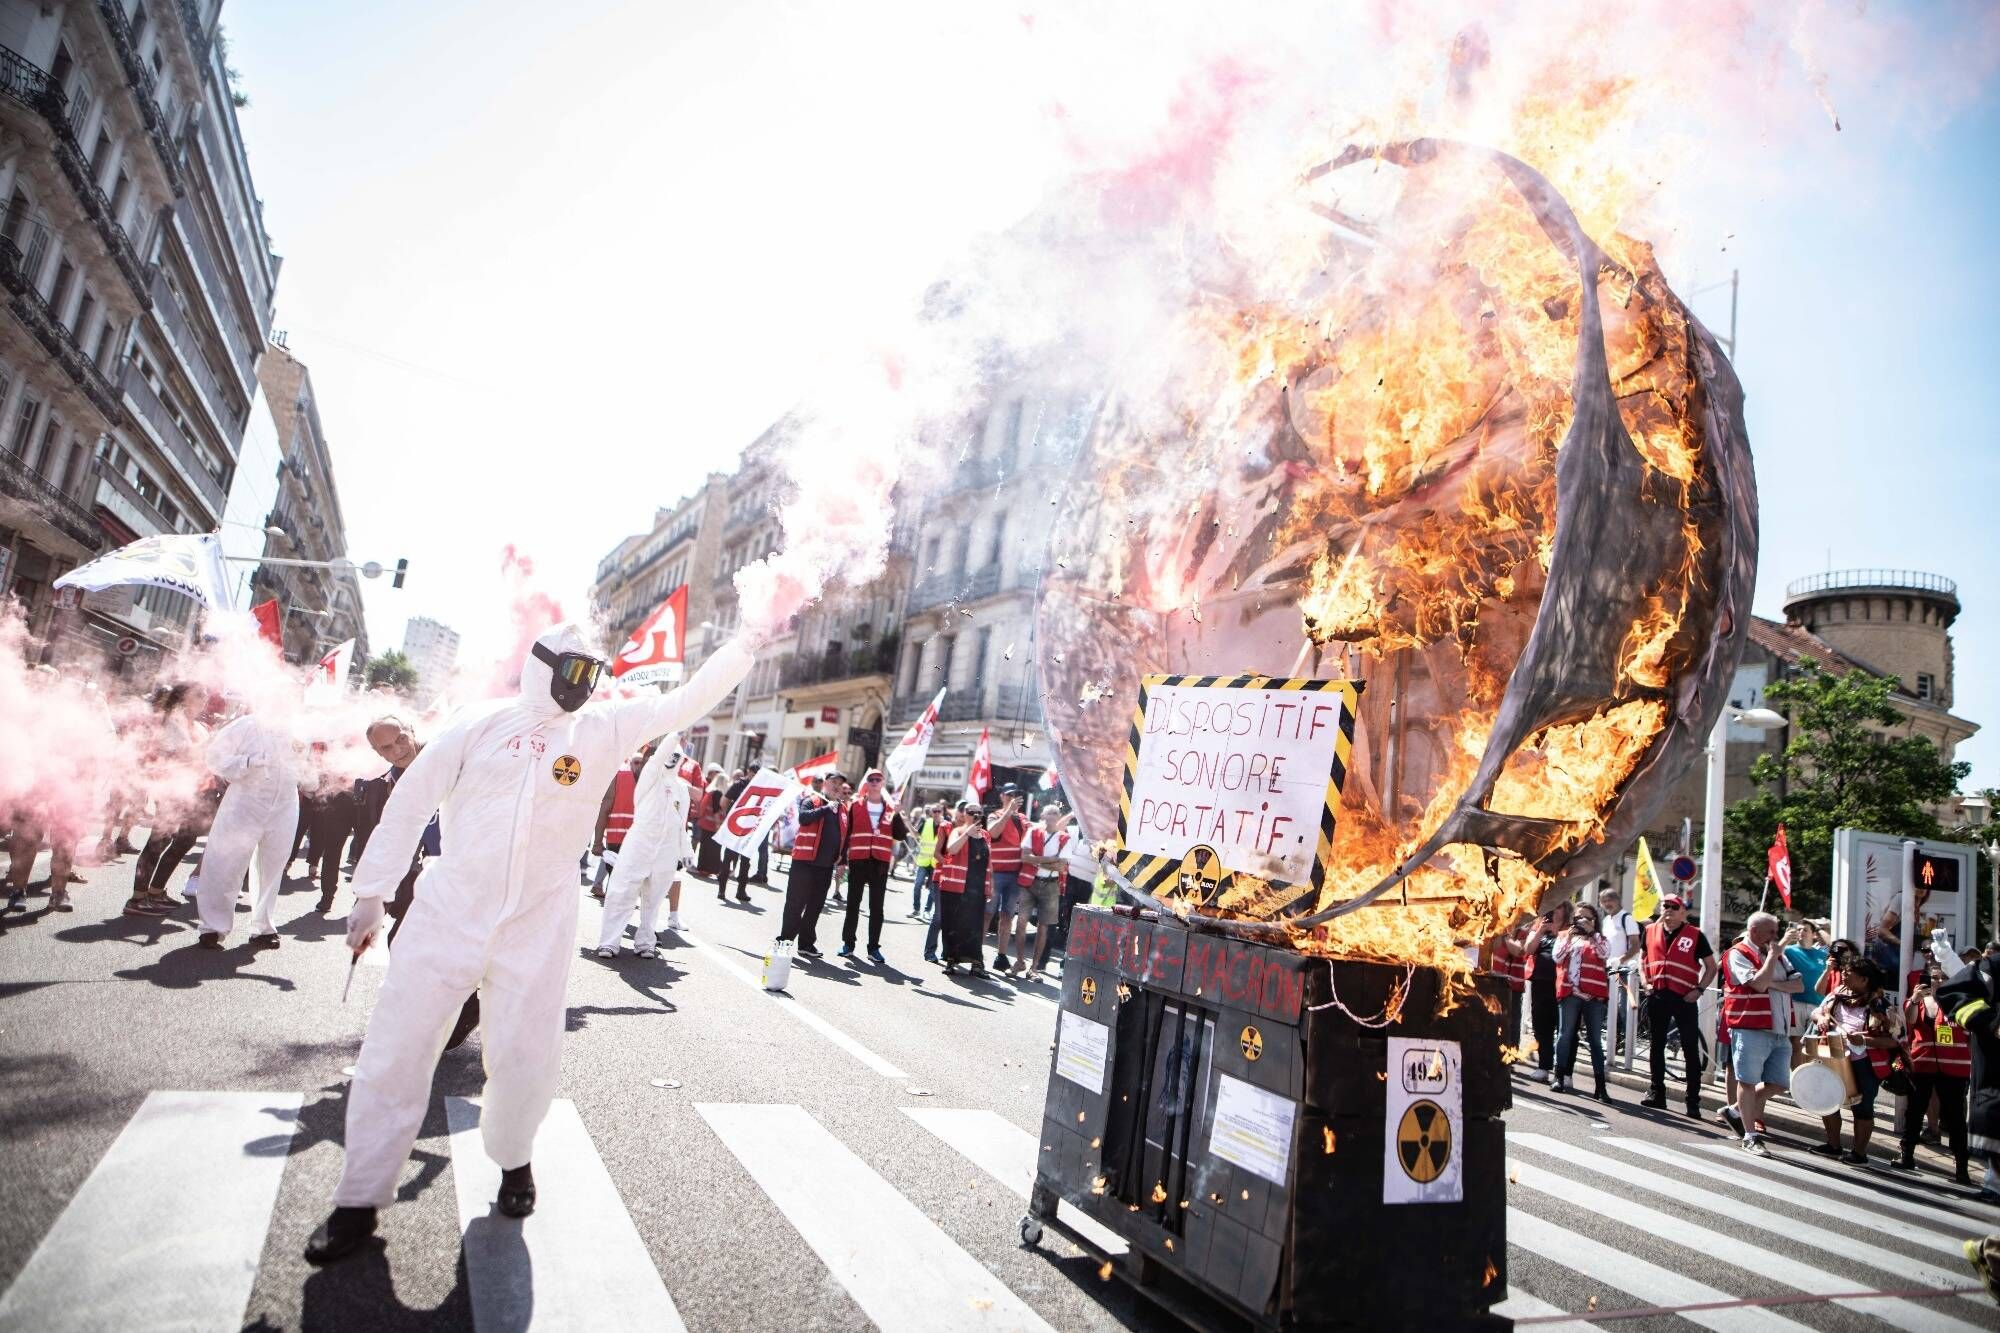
[1552,903,1613,1101]
[934,800,992,977]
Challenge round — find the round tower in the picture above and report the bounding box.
[1781,570,1959,710]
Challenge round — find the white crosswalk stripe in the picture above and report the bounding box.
[699,1102,1057,1332]
[1492,1285,1606,1331]
[1506,1151,1983,1330]
[1684,1140,2000,1235]
[445,1097,687,1332]
[0,1091,301,1333]
[901,1105,1129,1256]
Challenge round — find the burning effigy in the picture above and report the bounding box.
[1039,137,1755,989]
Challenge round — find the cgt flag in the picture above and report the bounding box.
[789,750,839,784]
[611,585,688,687]
[716,767,803,857]
[883,687,945,790]
[1767,824,1794,910]
[965,726,992,805]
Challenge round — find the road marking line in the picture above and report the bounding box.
[1494,1286,1606,1331]
[698,1103,1056,1333]
[1507,1207,1812,1332]
[1507,1152,1983,1331]
[445,1097,686,1333]
[682,931,908,1079]
[901,1106,1128,1256]
[0,1091,300,1333]
[1664,1140,1986,1250]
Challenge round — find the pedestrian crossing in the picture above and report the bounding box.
[3,1091,1997,1331]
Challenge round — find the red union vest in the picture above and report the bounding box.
[697,788,725,834]
[1554,936,1609,1001]
[791,797,846,863]
[605,769,637,848]
[1495,933,1531,993]
[1907,998,1974,1077]
[1023,826,1067,886]
[1720,940,1780,1031]
[1644,922,1704,997]
[987,813,1026,879]
[845,799,898,863]
[936,832,986,897]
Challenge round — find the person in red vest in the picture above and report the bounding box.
[589,750,645,902]
[1491,923,1535,1059]
[839,768,908,962]
[934,799,991,977]
[1640,895,1718,1115]
[694,763,727,878]
[984,786,1028,971]
[1719,912,1804,1155]
[1551,903,1612,1101]
[779,772,851,958]
[1901,955,1973,1181]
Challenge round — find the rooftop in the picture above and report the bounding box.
[1783,569,1958,602]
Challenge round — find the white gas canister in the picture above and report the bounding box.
[762,940,792,992]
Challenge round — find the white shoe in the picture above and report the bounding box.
[667,913,684,931]
[595,946,616,959]
[1526,1068,1551,1084]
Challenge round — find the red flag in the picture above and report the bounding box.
[965,726,992,805]
[677,755,703,786]
[251,599,282,648]
[789,750,839,783]
[1767,824,1793,909]
[611,585,688,686]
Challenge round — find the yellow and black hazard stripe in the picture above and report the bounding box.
[1112,673,1362,896]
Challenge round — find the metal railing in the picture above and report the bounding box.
[177,0,212,64]
[121,359,224,511]
[0,44,56,113]
[0,234,127,424]
[91,0,183,195]
[171,197,256,382]
[778,636,900,689]
[147,265,241,433]
[95,455,170,532]
[907,561,1028,612]
[0,446,102,550]
[1784,570,1958,601]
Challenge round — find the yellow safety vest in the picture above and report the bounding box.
[1090,868,1119,907]
[915,818,939,868]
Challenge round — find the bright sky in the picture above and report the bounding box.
[225,1,2000,790]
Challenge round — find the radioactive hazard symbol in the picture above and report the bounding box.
[1397,1099,1452,1184]
[551,755,582,787]
[1080,977,1097,1006]
[1240,1025,1263,1061]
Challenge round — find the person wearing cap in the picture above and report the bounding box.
[1011,802,1074,978]
[839,768,907,962]
[984,785,1028,971]
[1640,894,1717,1114]
[779,771,851,958]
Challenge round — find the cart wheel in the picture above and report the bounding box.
[1018,1213,1044,1248]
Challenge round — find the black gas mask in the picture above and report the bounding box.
[532,641,606,713]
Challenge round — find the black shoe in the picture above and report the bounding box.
[736,891,750,902]
[1842,1150,1870,1166]
[837,944,855,957]
[1552,1076,1572,1094]
[1639,1090,1666,1110]
[1890,1151,1918,1171]
[497,1163,535,1217]
[971,965,990,978]
[1809,1142,1843,1157]
[1722,1106,1745,1137]
[1956,1163,1973,1185]
[444,996,481,1051]
[304,1206,378,1265]
[249,932,281,949]
[1684,1100,1702,1119]
[798,945,822,958]
[198,931,225,950]
[1594,1084,1612,1105]
[993,954,1010,971]
[717,891,726,901]
[317,896,335,914]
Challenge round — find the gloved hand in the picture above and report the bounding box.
[346,896,386,953]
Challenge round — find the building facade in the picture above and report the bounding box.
[0,0,275,674]
[696,437,790,772]
[589,470,726,654]
[399,613,458,699]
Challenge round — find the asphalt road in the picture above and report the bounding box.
[3,840,1999,1332]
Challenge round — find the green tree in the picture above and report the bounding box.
[1722,659,1969,916]
[362,649,420,694]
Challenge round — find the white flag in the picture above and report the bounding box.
[715,766,804,857]
[319,639,356,692]
[884,687,946,790]
[54,532,235,610]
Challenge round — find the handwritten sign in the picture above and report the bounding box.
[1120,678,1356,889]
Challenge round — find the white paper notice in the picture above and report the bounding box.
[1209,1073,1296,1186]
[1382,1037,1463,1205]
[1056,1010,1109,1093]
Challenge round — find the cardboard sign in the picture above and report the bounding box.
[1117,675,1360,894]
[715,767,803,856]
[1382,1037,1462,1205]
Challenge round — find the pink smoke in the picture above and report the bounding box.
[482,544,566,698]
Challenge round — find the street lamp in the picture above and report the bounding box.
[1697,705,1786,1061]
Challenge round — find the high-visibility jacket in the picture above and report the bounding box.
[1720,940,1783,1031]
[1644,922,1705,997]
[604,769,637,849]
[1906,995,1973,1077]
[1554,935,1609,1001]
[936,831,987,898]
[1494,930,1532,993]
[1023,826,1069,885]
[845,798,901,863]
[987,812,1026,880]
[1090,868,1119,907]
[914,818,939,868]
[792,796,847,865]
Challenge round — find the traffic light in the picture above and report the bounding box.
[1914,851,1961,897]
[392,558,408,589]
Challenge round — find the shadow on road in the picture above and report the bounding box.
[293,1242,473,1332]
[111,940,297,992]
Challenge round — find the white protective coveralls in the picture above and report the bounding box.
[595,747,690,953]
[332,625,754,1207]
[195,715,302,938]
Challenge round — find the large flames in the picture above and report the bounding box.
[1037,134,1756,994]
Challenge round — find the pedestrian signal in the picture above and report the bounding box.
[1913,853,1959,897]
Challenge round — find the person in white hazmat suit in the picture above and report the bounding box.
[304,623,755,1265]
[595,737,691,958]
[194,713,302,949]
